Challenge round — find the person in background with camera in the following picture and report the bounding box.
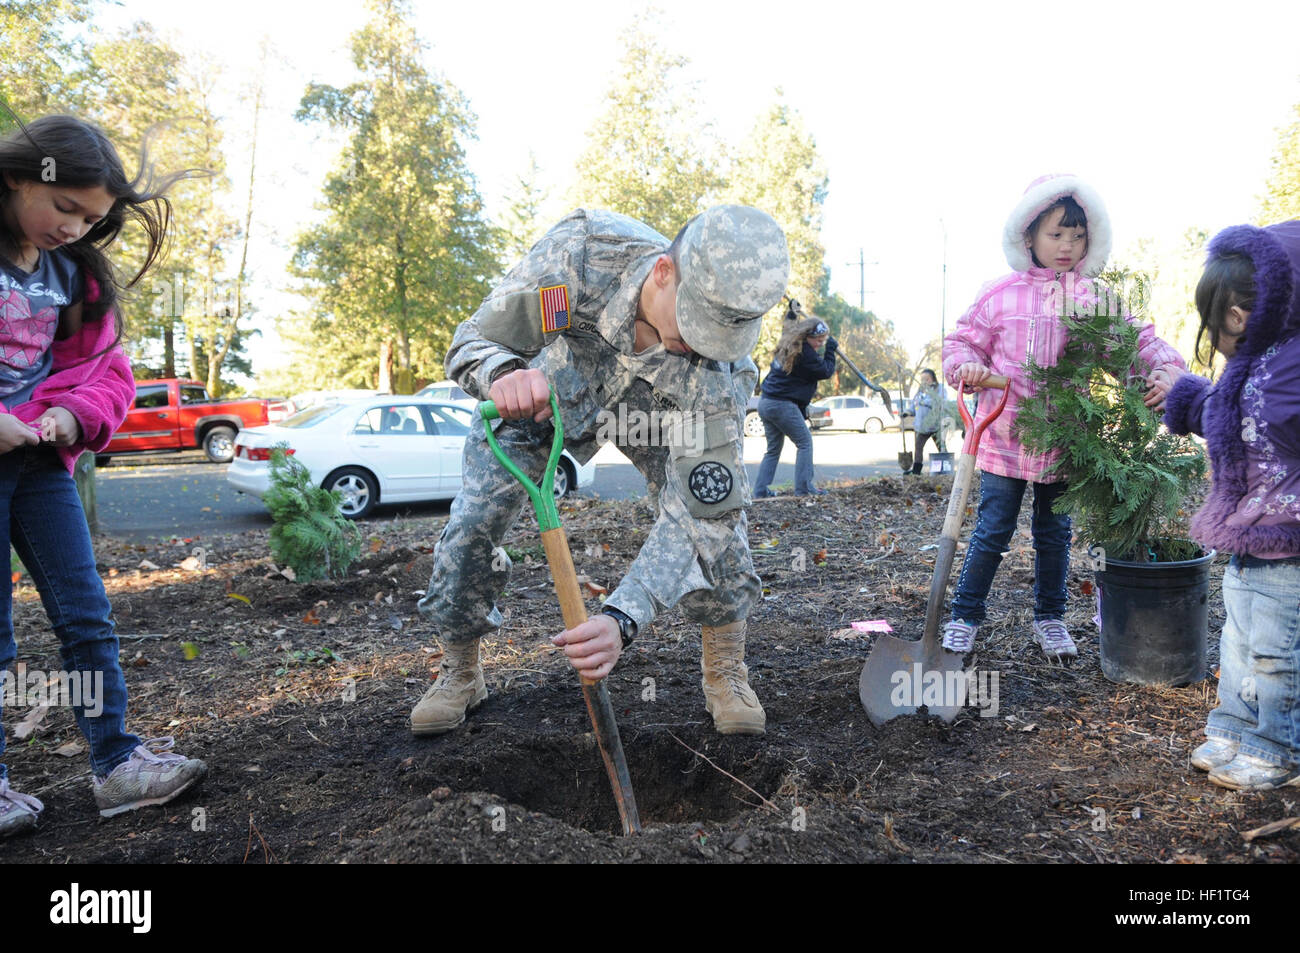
[910,368,942,475]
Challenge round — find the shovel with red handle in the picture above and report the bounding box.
[858,374,1010,726]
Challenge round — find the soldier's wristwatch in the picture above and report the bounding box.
[601,607,637,649]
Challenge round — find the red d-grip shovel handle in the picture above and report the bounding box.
[957,374,1010,456]
[919,374,1011,651]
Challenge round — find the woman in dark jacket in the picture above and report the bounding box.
[753,315,836,496]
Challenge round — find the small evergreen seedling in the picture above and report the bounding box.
[263,445,362,582]
[1015,274,1205,562]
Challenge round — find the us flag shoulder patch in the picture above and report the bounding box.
[540,284,570,333]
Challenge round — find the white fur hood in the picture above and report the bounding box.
[1002,173,1112,277]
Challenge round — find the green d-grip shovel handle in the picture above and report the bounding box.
[477,387,643,836]
[479,390,565,532]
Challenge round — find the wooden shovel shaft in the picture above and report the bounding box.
[922,452,977,647]
[540,527,643,835]
[921,375,1011,650]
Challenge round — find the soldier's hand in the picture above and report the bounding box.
[489,368,552,423]
[551,615,621,681]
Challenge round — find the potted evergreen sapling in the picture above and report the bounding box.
[264,445,362,582]
[1015,277,1212,685]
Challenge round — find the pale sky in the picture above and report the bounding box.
[97,0,1300,384]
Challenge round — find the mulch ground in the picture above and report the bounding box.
[2,475,1296,864]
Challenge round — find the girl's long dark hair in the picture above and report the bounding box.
[0,110,196,344]
[1193,253,1256,371]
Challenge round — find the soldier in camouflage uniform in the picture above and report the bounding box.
[412,205,789,737]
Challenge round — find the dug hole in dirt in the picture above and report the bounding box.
[2,476,1296,863]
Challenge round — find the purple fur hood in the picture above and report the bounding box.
[1164,219,1300,557]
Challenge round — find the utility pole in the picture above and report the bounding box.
[845,249,879,311]
[938,219,949,453]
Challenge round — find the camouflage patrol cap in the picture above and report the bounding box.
[675,205,790,362]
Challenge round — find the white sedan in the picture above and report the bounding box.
[227,396,594,519]
[811,395,901,433]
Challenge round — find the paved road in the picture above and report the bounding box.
[95,430,948,541]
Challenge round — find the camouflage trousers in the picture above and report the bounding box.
[417,411,760,644]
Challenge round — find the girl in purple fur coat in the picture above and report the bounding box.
[1156,219,1300,791]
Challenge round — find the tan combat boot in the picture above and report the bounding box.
[701,621,766,735]
[411,639,488,736]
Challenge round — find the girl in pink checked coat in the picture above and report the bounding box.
[940,174,1185,660]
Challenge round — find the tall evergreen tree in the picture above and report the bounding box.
[0,0,95,120]
[86,23,226,380]
[1260,98,1300,224]
[726,94,829,362]
[501,152,550,265]
[570,11,723,238]
[292,0,499,392]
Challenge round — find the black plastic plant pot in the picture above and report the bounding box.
[1095,547,1216,686]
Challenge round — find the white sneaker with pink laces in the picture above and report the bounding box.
[93,737,208,818]
[1032,619,1078,660]
[0,778,43,839]
[942,620,978,653]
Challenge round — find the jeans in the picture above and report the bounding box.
[0,446,139,781]
[1205,555,1300,767]
[950,470,1071,626]
[911,430,939,474]
[753,396,815,495]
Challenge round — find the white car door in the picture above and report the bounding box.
[347,403,440,499]
[426,404,471,492]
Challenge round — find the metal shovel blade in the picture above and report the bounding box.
[859,631,969,726]
[858,375,1010,728]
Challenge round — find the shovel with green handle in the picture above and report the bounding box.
[858,374,1010,726]
[480,391,642,836]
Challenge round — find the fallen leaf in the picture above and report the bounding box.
[302,609,321,625]
[370,538,383,553]
[179,556,203,571]
[138,560,160,571]
[10,571,19,584]
[13,704,51,740]
[1081,580,1094,596]
[228,593,251,605]
[54,741,85,757]
[583,580,608,596]
[181,642,200,660]
[814,548,828,563]
[280,566,296,582]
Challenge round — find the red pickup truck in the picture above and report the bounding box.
[99,378,293,465]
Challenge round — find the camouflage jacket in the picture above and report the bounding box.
[445,209,758,628]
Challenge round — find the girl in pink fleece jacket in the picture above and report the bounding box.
[0,115,207,839]
[941,174,1185,660]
